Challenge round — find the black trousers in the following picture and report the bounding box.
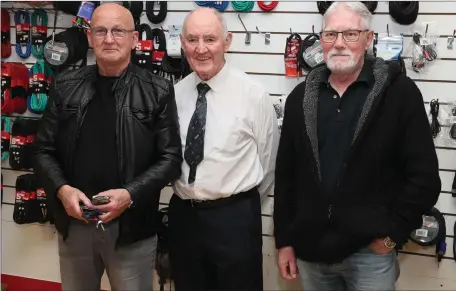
[168,188,263,291]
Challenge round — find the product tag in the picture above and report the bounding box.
[10,136,26,146]
[31,25,48,45]
[16,23,30,45]
[44,41,69,66]
[152,50,165,62]
[136,40,153,52]
[303,40,324,68]
[29,73,49,94]
[1,30,10,44]
[415,228,428,237]
[37,188,46,200]
[167,25,182,57]
[1,131,11,152]
[284,38,302,78]
[1,75,11,90]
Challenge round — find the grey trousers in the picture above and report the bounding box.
[58,219,157,291]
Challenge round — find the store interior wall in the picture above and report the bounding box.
[1,1,456,290]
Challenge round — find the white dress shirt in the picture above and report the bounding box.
[172,62,280,200]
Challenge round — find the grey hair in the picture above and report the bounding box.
[322,2,372,30]
[181,7,228,40]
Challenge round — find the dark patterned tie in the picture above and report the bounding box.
[184,83,211,184]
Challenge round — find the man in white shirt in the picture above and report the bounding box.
[169,7,279,291]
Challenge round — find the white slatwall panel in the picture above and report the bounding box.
[1,1,456,290]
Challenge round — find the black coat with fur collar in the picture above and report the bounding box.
[273,57,441,264]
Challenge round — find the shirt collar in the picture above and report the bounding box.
[193,62,230,92]
[321,58,374,86]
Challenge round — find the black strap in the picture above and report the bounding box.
[146,1,167,24]
[138,23,153,40]
[298,33,320,72]
[130,1,144,30]
[151,28,167,51]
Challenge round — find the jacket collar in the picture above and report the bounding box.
[87,62,134,94]
[302,55,390,181]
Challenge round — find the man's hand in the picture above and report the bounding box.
[369,238,394,255]
[277,246,298,280]
[91,189,132,223]
[57,185,92,220]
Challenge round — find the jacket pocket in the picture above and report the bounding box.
[126,106,156,132]
[334,205,389,239]
[130,107,154,122]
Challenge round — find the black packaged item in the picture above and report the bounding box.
[9,118,28,170]
[9,119,40,170]
[13,174,30,224]
[389,1,419,25]
[43,27,89,73]
[36,183,48,223]
[24,119,40,169]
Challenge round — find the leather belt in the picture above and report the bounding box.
[182,187,258,209]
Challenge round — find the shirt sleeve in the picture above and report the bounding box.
[253,91,280,199]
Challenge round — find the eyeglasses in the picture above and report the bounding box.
[320,29,369,43]
[90,27,135,38]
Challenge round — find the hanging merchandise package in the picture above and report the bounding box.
[303,40,324,69]
[375,32,403,61]
[408,22,439,73]
[72,1,95,29]
[167,25,182,58]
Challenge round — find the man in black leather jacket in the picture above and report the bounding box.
[33,3,182,290]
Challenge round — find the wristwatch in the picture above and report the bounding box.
[383,237,396,249]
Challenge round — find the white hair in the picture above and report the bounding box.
[323,2,372,30]
[181,7,228,40]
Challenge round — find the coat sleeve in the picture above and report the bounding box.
[387,75,441,248]
[122,83,183,204]
[273,84,303,249]
[33,81,69,198]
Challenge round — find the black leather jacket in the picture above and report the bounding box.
[33,63,182,246]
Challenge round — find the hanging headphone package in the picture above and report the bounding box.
[407,22,439,73]
[284,33,303,78]
[44,39,69,67]
[272,95,287,133]
[134,37,153,69]
[167,25,182,58]
[442,102,456,146]
[302,39,324,70]
[375,32,403,62]
[409,207,447,263]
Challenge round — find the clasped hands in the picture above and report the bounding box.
[57,185,132,223]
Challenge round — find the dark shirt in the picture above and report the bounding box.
[317,60,374,201]
[72,74,120,199]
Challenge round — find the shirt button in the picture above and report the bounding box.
[333,95,337,99]
[337,109,341,113]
